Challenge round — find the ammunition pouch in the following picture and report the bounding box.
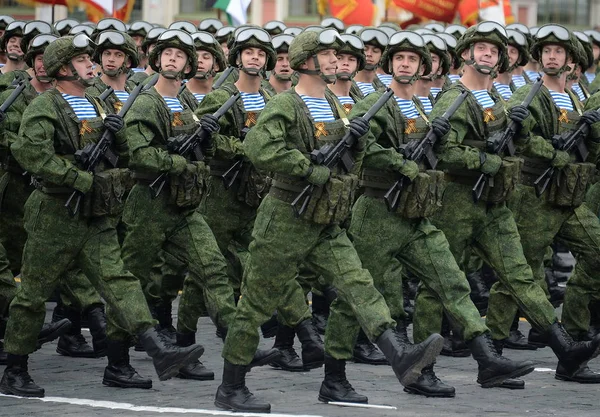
[236,163,271,208]
[168,161,211,209]
[546,162,595,208]
[83,168,134,217]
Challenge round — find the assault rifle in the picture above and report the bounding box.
[212,66,235,90]
[148,91,241,198]
[533,111,592,197]
[472,77,543,203]
[64,73,159,216]
[383,90,469,212]
[290,88,395,217]
[98,86,114,103]
[0,80,27,116]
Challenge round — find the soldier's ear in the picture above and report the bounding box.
[57,64,69,77]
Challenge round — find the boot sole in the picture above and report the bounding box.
[56,347,97,358]
[250,350,282,368]
[176,372,215,381]
[318,393,369,404]
[352,357,389,365]
[102,379,152,389]
[478,364,534,388]
[157,345,205,381]
[503,343,538,351]
[302,360,324,370]
[214,399,270,413]
[36,320,72,347]
[555,373,600,384]
[269,363,305,372]
[398,335,444,387]
[403,386,456,398]
[0,384,45,397]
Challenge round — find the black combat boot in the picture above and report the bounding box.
[214,360,271,412]
[269,324,304,372]
[311,293,330,335]
[154,301,176,342]
[466,270,490,315]
[216,325,281,368]
[440,316,470,357]
[589,301,600,340]
[547,322,600,375]
[260,313,278,339]
[138,325,205,381]
[484,339,525,389]
[528,326,549,348]
[376,328,443,387]
[36,318,71,349]
[0,317,7,365]
[102,338,152,389]
[0,354,44,397]
[555,360,600,383]
[296,318,324,370]
[504,314,537,350]
[468,332,534,388]
[353,329,387,365]
[175,332,214,380]
[84,304,107,357]
[56,306,95,358]
[404,363,456,397]
[545,268,565,308]
[318,354,368,403]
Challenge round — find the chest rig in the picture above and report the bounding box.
[209,84,272,208]
[269,91,359,225]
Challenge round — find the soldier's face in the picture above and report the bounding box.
[467,42,499,69]
[336,53,358,75]
[541,44,567,69]
[102,48,128,72]
[508,45,520,68]
[593,44,600,61]
[274,52,291,76]
[33,54,47,78]
[160,47,190,74]
[430,53,441,76]
[391,51,421,78]
[132,35,144,47]
[197,49,216,73]
[68,54,94,81]
[312,48,337,77]
[6,36,22,56]
[364,45,382,67]
[239,47,266,71]
[220,42,229,58]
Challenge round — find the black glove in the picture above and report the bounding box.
[431,117,451,138]
[200,114,221,134]
[103,114,124,133]
[508,105,530,124]
[580,110,600,126]
[0,110,6,124]
[348,116,370,138]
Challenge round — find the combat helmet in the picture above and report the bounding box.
[357,27,389,70]
[24,33,59,82]
[456,21,509,76]
[0,21,24,60]
[20,20,57,57]
[43,34,96,86]
[422,34,450,79]
[93,30,140,76]
[149,29,198,80]
[531,24,578,76]
[574,31,594,70]
[228,27,276,75]
[289,28,344,84]
[336,34,366,80]
[381,31,432,84]
[191,31,226,78]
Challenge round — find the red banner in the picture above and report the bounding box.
[393,0,461,23]
[327,0,376,26]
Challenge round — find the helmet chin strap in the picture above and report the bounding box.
[236,53,263,76]
[541,57,572,77]
[194,68,216,80]
[389,58,421,85]
[273,71,293,81]
[56,62,95,87]
[363,63,378,71]
[335,72,353,81]
[464,44,497,76]
[296,55,336,84]
[102,62,129,78]
[6,52,23,62]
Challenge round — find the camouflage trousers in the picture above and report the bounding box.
[222,195,394,365]
[121,183,236,333]
[0,243,16,316]
[346,195,487,356]
[4,190,155,354]
[414,182,556,344]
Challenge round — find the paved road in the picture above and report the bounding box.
[1,302,598,417]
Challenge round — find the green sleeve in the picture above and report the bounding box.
[431,88,483,171]
[0,89,24,149]
[243,93,312,178]
[124,93,178,174]
[195,88,244,160]
[349,93,406,172]
[11,94,91,192]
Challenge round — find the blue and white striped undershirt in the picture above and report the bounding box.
[356,81,376,96]
[61,93,97,120]
[193,93,206,103]
[471,90,495,108]
[377,73,393,87]
[417,96,433,115]
[337,96,355,106]
[395,97,419,119]
[512,74,526,88]
[299,95,335,122]
[240,92,265,111]
[430,87,442,99]
[493,82,512,100]
[163,96,184,113]
[549,90,574,111]
[114,90,129,104]
[572,84,586,102]
[585,72,596,84]
[131,67,145,73]
[447,74,460,83]
[525,70,542,81]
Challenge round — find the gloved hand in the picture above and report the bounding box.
[348,116,370,138]
[398,159,419,181]
[306,164,331,185]
[200,114,220,134]
[580,110,600,126]
[400,140,420,157]
[431,117,451,138]
[0,110,6,124]
[508,105,530,124]
[551,150,571,168]
[480,152,502,176]
[103,114,124,133]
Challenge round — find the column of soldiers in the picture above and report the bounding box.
[0,13,597,415]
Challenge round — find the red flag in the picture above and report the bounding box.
[458,0,478,26]
[392,0,461,23]
[504,0,515,24]
[326,0,376,26]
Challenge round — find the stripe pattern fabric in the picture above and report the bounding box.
[240,91,265,111]
[471,90,495,108]
[163,96,184,113]
[493,82,512,100]
[299,95,335,122]
[417,96,433,114]
[394,97,419,119]
[548,90,574,111]
[61,93,98,120]
[356,81,376,96]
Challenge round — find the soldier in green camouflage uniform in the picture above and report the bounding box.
[413,23,600,389]
[486,25,600,383]
[0,21,28,92]
[214,28,444,413]
[352,27,388,98]
[128,27,165,85]
[0,34,204,398]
